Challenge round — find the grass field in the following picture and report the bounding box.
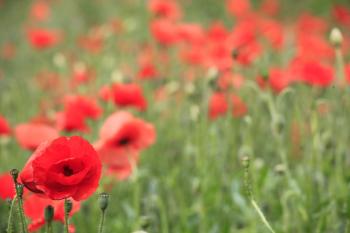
[1,0,350,232]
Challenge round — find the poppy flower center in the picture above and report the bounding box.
[63,165,74,176]
[118,137,131,146]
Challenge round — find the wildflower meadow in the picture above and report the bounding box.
[1,0,350,232]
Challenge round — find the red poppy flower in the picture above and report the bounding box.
[208,92,228,120]
[150,19,179,46]
[15,123,59,151]
[27,28,61,50]
[95,111,156,180]
[148,0,181,20]
[231,94,248,118]
[268,68,291,93]
[0,115,11,136]
[333,5,350,27]
[261,0,279,16]
[20,136,102,200]
[56,95,102,132]
[259,19,284,50]
[111,83,147,111]
[177,23,205,44]
[291,60,334,87]
[24,194,80,232]
[0,173,16,200]
[30,1,50,22]
[226,0,251,18]
[137,62,158,80]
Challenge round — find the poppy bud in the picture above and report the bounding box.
[44,205,54,222]
[98,193,109,211]
[64,199,73,214]
[330,27,343,48]
[15,183,24,198]
[10,169,19,183]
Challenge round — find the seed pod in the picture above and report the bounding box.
[98,193,109,211]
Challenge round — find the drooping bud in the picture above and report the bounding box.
[44,205,54,222]
[10,169,19,184]
[98,193,109,212]
[330,27,343,48]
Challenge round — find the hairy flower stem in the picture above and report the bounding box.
[242,156,276,233]
[6,197,17,233]
[16,194,28,233]
[98,210,106,233]
[64,199,72,233]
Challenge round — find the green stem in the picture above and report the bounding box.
[335,47,345,87]
[98,210,106,233]
[251,199,276,233]
[45,221,53,233]
[17,197,28,233]
[64,199,70,233]
[6,196,17,233]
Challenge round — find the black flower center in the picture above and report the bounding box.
[118,137,131,146]
[63,166,74,176]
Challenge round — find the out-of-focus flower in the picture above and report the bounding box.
[150,19,179,46]
[148,0,181,20]
[20,136,102,201]
[27,28,61,50]
[333,5,350,27]
[0,173,16,200]
[0,115,11,136]
[56,95,102,132]
[226,0,251,18]
[15,123,59,151]
[30,1,51,22]
[111,83,147,111]
[95,111,156,180]
[208,92,228,120]
[231,94,248,118]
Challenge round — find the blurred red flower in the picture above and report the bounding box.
[148,0,181,20]
[0,115,11,136]
[27,28,61,50]
[150,19,179,46]
[333,5,350,27]
[30,1,51,22]
[226,0,251,18]
[24,194,79,232]
[208,92,228,120]
[111,83,147,111]
[56,95,102,132]
[20,136,102,200]
[0,173,16,200]
[231,94,248,118]
[15,123,59,151]
[95,111,156,180]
